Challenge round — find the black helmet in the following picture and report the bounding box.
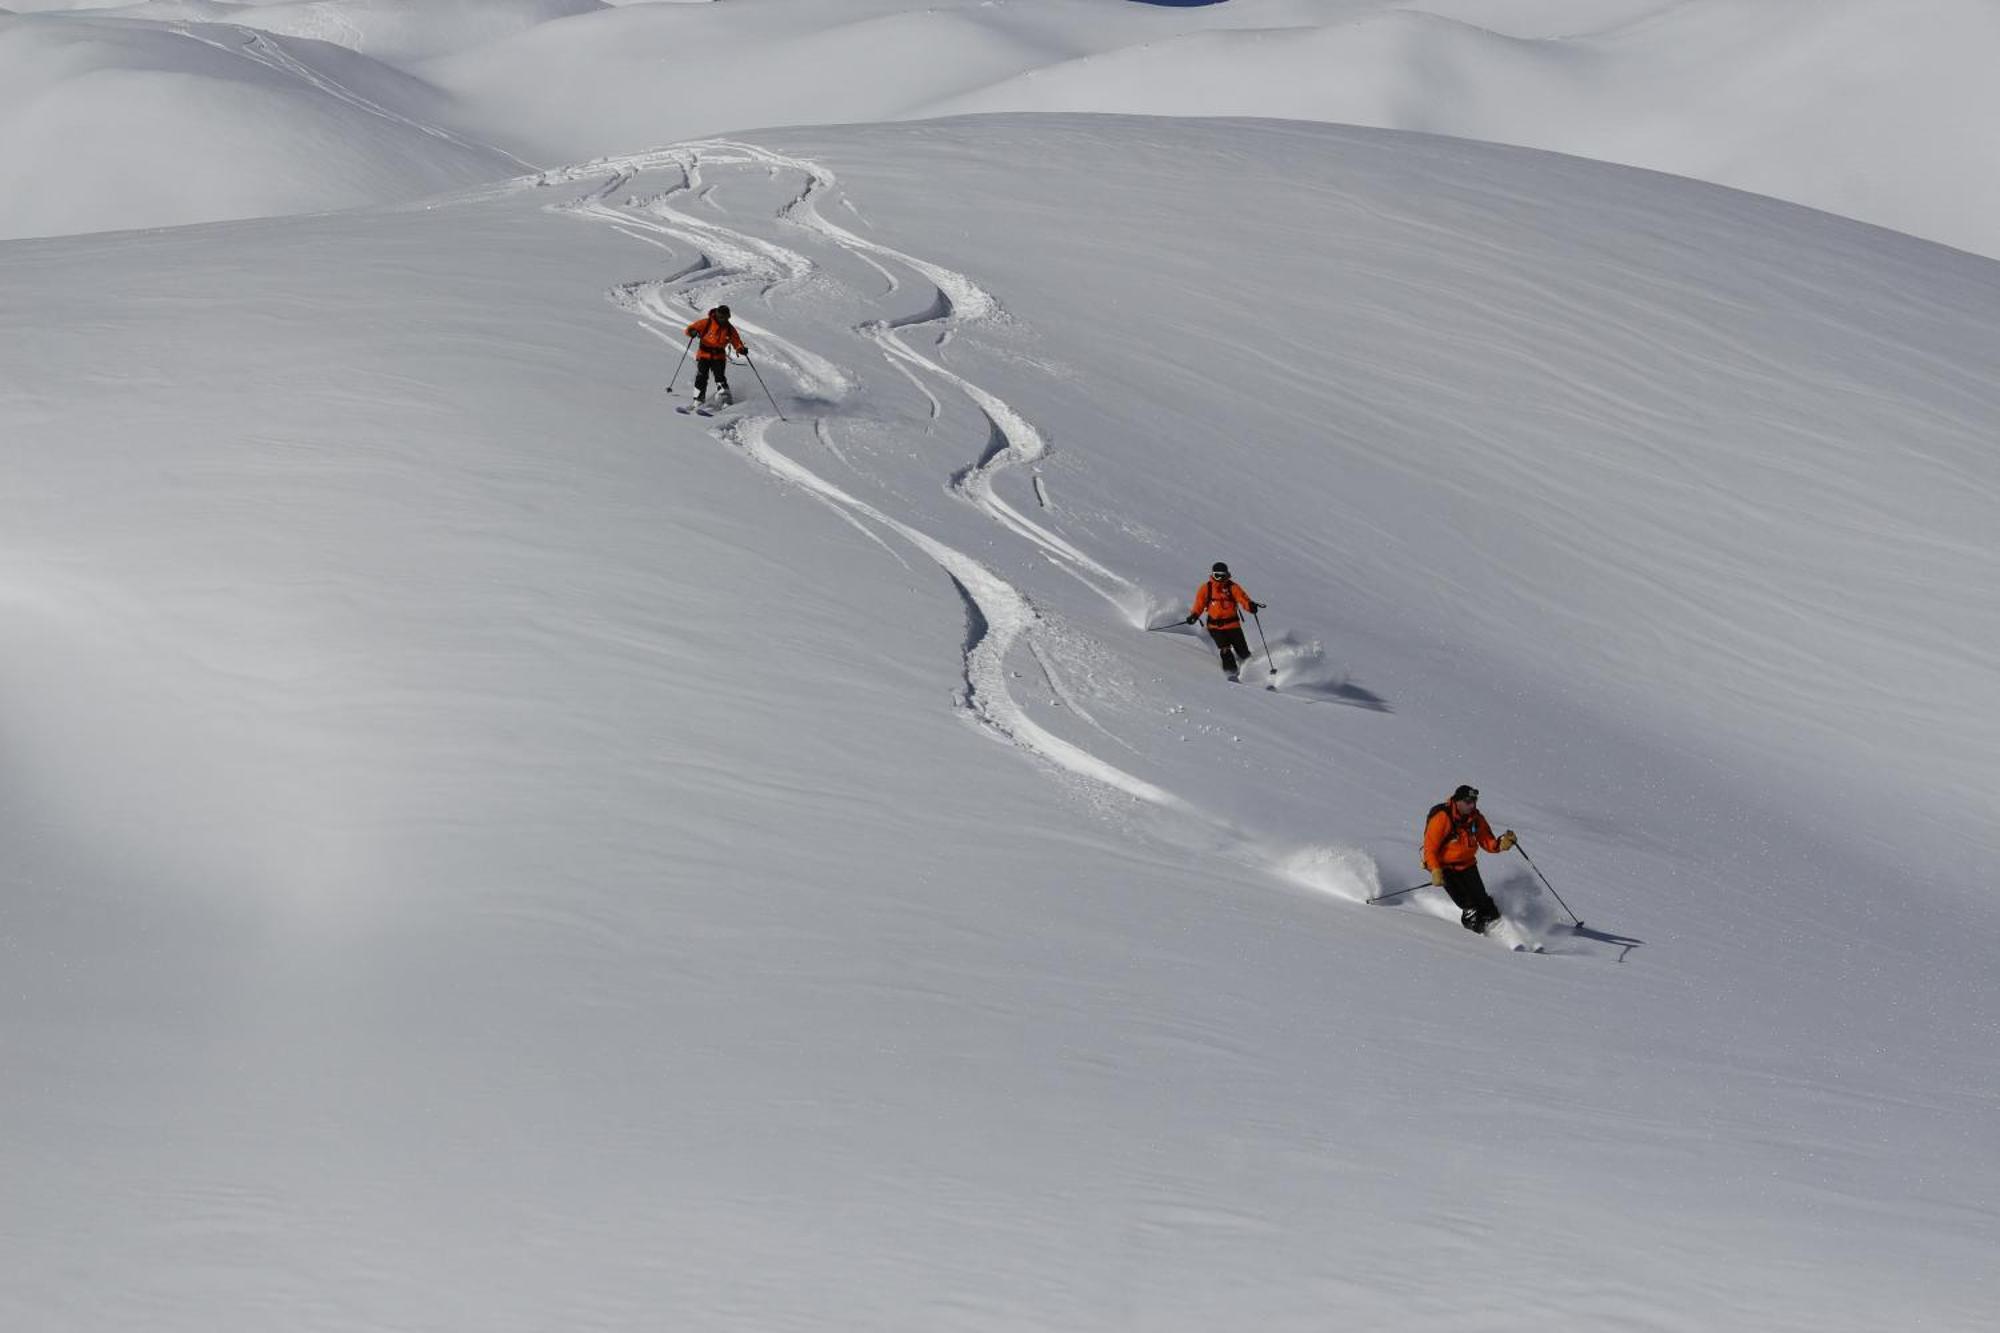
[1211,561,1230,576]
[714,304,731,320]
[1452,784,1480,803]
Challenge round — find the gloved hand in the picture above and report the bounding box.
[1429,866,1445,887]
[1497,831,1517,852]
[1247,601,1262,614]
[1185,614,1199,625]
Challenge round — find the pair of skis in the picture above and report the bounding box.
[670,389,737,418]
[1368,840,1591,954]
[665,338,788,421]
[1148,613,1278,691]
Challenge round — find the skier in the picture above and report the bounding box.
[1185,561,1262,678]
[1422,784,1517,934]
[684,305,747,407]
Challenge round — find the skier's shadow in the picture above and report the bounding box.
[1267,633,1393,711]
[1562,923,1646,962]
[1494,873,1645,961]
[1279,678,1393,712]
[1144,617,1394,711]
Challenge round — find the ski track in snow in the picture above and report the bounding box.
[551,141,1435,927]
[728,139,1143,616]
[723,413,1186,812]
[171,24,538,172]
[554,144,1184,818]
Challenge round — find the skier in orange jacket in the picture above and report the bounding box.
[1185,561,1261,678]
[1422,784,1517,934]
[684,305,747,406]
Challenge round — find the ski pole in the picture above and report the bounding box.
[1515,841,1582,927]
[666,336,694,391]
[1250,608,1277,678]
[1367,880,1436,905]
[742,351,786,422]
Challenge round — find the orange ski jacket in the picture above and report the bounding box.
[1190,578,1255,631]
[685,315,746,362]
[1424,803,1501,872]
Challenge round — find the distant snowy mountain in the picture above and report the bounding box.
[5,0,2000,256]
[0,13,525,237]
[4,115,1995,1330]
[72,0,607,62]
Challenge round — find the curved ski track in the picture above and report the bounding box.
[172,24,537,172]
[555,142,1185,817]
[550,142,1497,933]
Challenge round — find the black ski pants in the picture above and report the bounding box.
[1206,624,1252,671]
[1441,864,1501,932]
[695,356,731,399]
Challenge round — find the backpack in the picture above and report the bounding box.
[1421,801,1460,867]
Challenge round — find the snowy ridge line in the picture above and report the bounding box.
[171,23,537,172]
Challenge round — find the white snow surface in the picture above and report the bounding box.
[428,0,2000,261]
[0,11,528,238]
[7,0,2000,258]
[44,0,608,62]
[3,114,1997,1329]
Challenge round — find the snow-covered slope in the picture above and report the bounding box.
[0,12,525,239]
[3,116,1995,1329]
[60,0,607,63]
